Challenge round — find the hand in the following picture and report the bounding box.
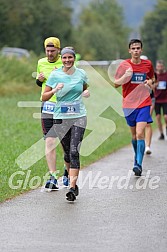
[144,79,153,89]
[124,67,133,78]
[38,72,45,82]
[52,83,64,94]
[82,89,90,98]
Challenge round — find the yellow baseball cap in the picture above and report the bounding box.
[44,37,60,48]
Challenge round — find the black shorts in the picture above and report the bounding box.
[41,104,57,139]
[155,103,167,115]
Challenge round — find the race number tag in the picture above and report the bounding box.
[131,73,146,84]
[42,101,55,114]
[61,101,80,115]
[157,81,167,90]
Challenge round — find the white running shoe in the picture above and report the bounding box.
[145,146,152,155]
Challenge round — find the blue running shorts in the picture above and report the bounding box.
[123,106,153,127]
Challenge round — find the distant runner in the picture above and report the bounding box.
[154,60,167,140]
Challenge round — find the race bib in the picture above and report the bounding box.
[157,81,167,90]
[61,101,80,115]
[131,73,146,84]
[42,101,55,114]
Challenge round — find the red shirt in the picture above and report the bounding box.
[154,72,167,103]
[115,59,154,108]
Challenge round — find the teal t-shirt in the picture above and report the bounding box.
[46,67,88,119]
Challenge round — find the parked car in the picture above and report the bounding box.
[0,47,30,59]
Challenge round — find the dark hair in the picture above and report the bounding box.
[129,39,143,49]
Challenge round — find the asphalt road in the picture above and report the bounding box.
[0,130,167,252]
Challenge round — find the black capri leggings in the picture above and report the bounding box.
[54,117,87,169]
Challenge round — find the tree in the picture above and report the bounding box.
[158,26,167,64]
[0,0,73,54]
[140,0,167,65]
[73,0,130,60]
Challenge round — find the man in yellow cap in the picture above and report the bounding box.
[36,37,62,190]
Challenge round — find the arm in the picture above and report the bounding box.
[144,64,156,90]
[83,83,88,91]
[42,83,64,101]
[42,86,54,101]
[82,83,90,98]
[114,83,122,88]
[144,77,155,89]
[114,67,133,87]
[150,74,158,92]
[36,79,43,87]
[36,72,45,87]
[153,72,158,90]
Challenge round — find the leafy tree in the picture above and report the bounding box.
[73,0,130,60]
[157,26,167,64]
[0,0,73,54]
[140,0,167,65]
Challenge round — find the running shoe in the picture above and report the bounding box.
[159,133,165,140]
[66,185,79,201]
[62,169,69,187]
[145,146,152,155]
[74,185,79,196]
[45,176,59,190]
[133,165,142,176]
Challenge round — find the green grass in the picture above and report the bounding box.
[0,53,38,95]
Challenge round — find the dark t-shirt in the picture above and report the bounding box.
[155,71,167,103]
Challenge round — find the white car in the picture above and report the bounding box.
[1,47,30,59]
